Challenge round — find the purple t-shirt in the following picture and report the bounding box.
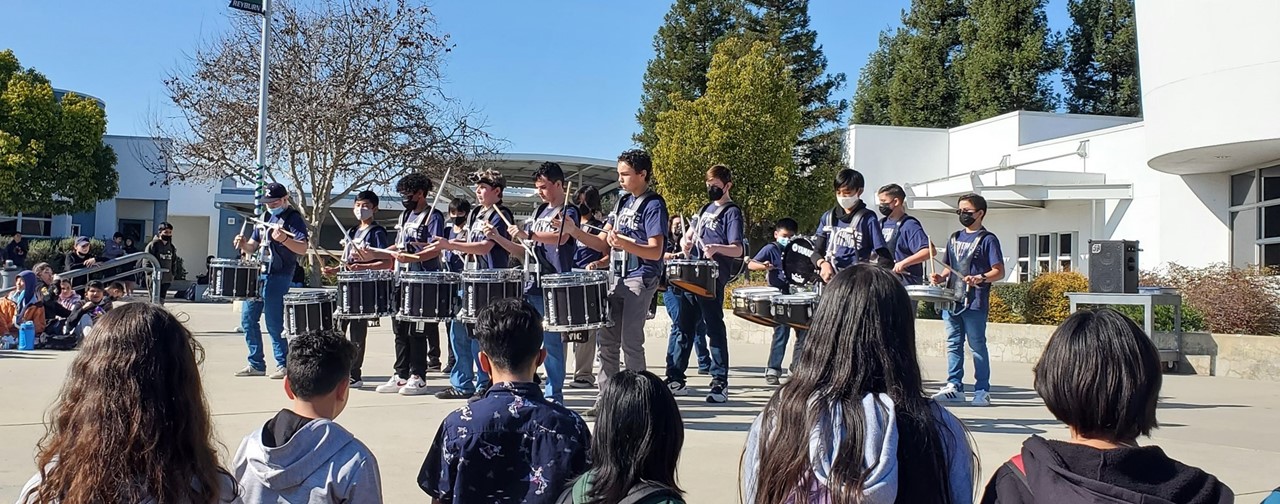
[692,202,744,286]
[606,191,669,279]
[752,242,788,290]
[573,217,605,268]
[399,208,447,271]
[342,224,389,265]
[944,228,1004,312]
[881,215,930,285]
[525,202,580,294]
[463,205,514,269]
[817,201,886,270]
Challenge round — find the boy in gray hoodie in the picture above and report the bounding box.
[234,331,383,503]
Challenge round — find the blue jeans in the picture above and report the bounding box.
[526,293,567,403]
[668,287,730,385]
[767,324,807,373]
[448,319,490,394]
[242,274,291,371]
[663,288,709,372]
[943,307,990,392]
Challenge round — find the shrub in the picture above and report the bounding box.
[1025,271,1089,325]
[988,288,1024,324]
[1144,263,1280,335]
[26,237,105,272]
[1109,303,1208,333]
[916,300,942,320]
[992,282,1031,320]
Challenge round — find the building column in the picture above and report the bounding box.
[153,200,169,235]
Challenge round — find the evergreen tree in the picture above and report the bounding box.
[955,0,1063,123]
[851,0,965,128]
[634,0,740,151]
[851,29,900,126]
[1063,0,1140,116]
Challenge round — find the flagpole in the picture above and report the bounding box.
[253,0,272,220]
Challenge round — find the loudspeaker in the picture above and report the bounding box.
[1089,240,1139,293]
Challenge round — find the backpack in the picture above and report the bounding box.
[1005,454,1032,495]
[555,480,682,504]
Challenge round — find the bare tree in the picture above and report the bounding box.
[152,0,500,282]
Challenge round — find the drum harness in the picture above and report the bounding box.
[687,201,746,282]
[940,229,992,316]
[607,190,659,281]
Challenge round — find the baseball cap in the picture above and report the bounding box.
[75,236,90,246]
[263,182,289,202]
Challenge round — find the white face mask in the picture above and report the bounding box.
[353,207,374,221]
[837,196,859,210]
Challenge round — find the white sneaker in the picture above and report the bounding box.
[349,377,364,389]
[399,375,430,396]
[234,366,265,377]
[666,379,689,396]
[268,366,286,380]
[971,390,991,407]
[375,376,407,393]
[930,383,965,403]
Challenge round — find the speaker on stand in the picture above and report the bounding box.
[1088,240,1139,293]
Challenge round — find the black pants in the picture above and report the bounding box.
[159,283,171,300]
[341,319,369,381]
[393,320,438,379]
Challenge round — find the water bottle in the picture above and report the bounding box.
[18,321,35,351]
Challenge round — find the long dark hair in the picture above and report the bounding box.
[27,303,233,504]
[586,370,684,504]
[751,264,971,504]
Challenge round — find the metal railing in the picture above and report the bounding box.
[0,252,167,304]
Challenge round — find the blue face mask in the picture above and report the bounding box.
[268,205,286,217]
[777,236,791,248]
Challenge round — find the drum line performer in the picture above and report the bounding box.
[558,149,668,419]
[663,214,710,376]
[232,182,310,379]
[567,185,605,390]
[665,164,744,404]
[322,190,391,389]
[487,162,580,403]
[875,183,932,291]
[747,217,805,386]
[812,168,893,282]
[928,193,1005,407]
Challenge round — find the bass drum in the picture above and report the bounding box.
[782,236,822,286]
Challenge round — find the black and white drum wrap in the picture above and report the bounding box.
[731,286,781,327]
[284,290,336,337]
[337,270,396,319]
[208,258,262,300]
[541,270,612,332]
[397,271,460,323]
[665,259,719,298]
[772,292,820,330]
[459,269,526,324]
[905,285,963,312]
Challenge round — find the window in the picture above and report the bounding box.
[1059,234,1074,272]
[1230,165,1280,271]
[1017,236,1031,283]
[0,213,53,237]
[70,224,82,237]
[1015,232,1078,282]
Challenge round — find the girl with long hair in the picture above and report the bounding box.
[16,303,240,504]
[742,264,976,504]
[559,370,685,504]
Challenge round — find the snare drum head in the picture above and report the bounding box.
[338,270,395,280]
[462,268,525,282]
[774,293,819,305]
[285,290,335,302]
[733,286,779,298]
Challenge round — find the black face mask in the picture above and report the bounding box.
[959,213,977,227]
[707,185,725,202]
[453,216,465,226]
[877,204,893,217]
[160,235,172,243]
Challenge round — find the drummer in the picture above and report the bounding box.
[747,217,805,386]
[437,197,491,400]
[364,173,447,397]
[568,185,604,390]
[322,190,391,390]
[876,184,932,288]
[487,162,579,403]
[557,149,669,419]
[665,164,743,404]
[813,168,892,282]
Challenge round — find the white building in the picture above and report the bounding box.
[845,0,1280,282]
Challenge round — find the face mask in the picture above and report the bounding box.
[707,185,725,202]
[837,196,858,210]
[959,212,978,227]
[353,207,374,221]
[577,204,592,218]
[268,206,286,217]
[160,235,172,243]
[777,236,791,248]
[453,215,466,226]
[877,204,893,217]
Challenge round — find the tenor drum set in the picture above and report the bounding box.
[723,236,825,331]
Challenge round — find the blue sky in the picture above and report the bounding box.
[2,0,1069,160]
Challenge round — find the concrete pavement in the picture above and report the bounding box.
[2,300,1279,502]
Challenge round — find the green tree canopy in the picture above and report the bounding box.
[1064,0,1140,116]
[955,0,1062,123]
[0,49,118,216]
[653,37,804,242]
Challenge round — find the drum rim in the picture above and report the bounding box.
[284,291,336,301]
[541,274,610,288]
[460,268,526,281]
[666,259,718,266]
[209,258,261,267]
[399,271,462,281]
[337,270,397,279]
[774,293,819,303]
[733,286,780,295]
[544,320,613,331]
[744,291,781,300]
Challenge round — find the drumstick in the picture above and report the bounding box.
[928,240,936,280]
[428,167,452,214]
[582,223,638,243]
[368,245,421,261]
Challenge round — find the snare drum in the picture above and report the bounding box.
[905,285,962,312]
[665,259,719,298]
[459,269,526,324]
[208,258,262,300]
[541,270,611,332]
[284,290,336,337]
[397,271,460,323]
[337,270,396,319]
[731,286,781,327]
[772,292,820,330]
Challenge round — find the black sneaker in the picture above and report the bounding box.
[442,363,454,374]
[568,378,594,389]
[350,377,364,389]
[435,388,472,400]
[706,381,728,403]
[468,388,489,403]
[665,378,689,396]
[426,362,443,372]
[697,368,711,376]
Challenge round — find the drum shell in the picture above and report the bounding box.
[731,287,780,327]
[208,259,262,300]
[337,271,397,319]
[542,272,612,332]
[284,291,336,336]
[772,293,819,330]
[458,269,526,323]
[666,259,719,298]
[397,272,460,322]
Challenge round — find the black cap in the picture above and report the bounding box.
[263,182,288,202]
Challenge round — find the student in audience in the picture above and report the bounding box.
[559,370,685,504]
[980,308,1233,504]
[1,270,45,338]
[106,281,127,302]
[742,264,975,504]
[15,303,240,504]
[63,280,112,340]
[56,279,81,312]
[31,263,72,339]
[233,331,383,503]
[63,237,101,289]
[419,298,591,504]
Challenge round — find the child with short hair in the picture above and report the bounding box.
[233,331,384,503]
[56,279,81,312]
[747,217,806,385]
[106,281,127,301]
[419,298,591,504]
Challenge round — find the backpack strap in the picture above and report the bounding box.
[1004,454,1032,495]
[619,482,682,504]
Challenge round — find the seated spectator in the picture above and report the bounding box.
[980,308,1233,504]
[419,298,591,504]
[63,236,101,289]
[742,264,975,504]
[56,279,81,312]
[6,231,29,268]
[0,270,45,338]
[63,280,112,341]
[31,263,71,332]
[15,303,240,503]
[561,370,685,504]
[106,281,127,302]
[233,331,383,503]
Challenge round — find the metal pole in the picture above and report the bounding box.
[254,0,273,219]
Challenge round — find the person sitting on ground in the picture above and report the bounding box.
[106,281,127,302]
[419,298,591,504]
[980,308,1233,504]
[56,279,81,312]
[742,264,976,504]
[0,270,45,338]
[31,263,72,337]
[559,370,685,504]
[15,303,240,504]
[63,280,112,341]
[233,330,383,503]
